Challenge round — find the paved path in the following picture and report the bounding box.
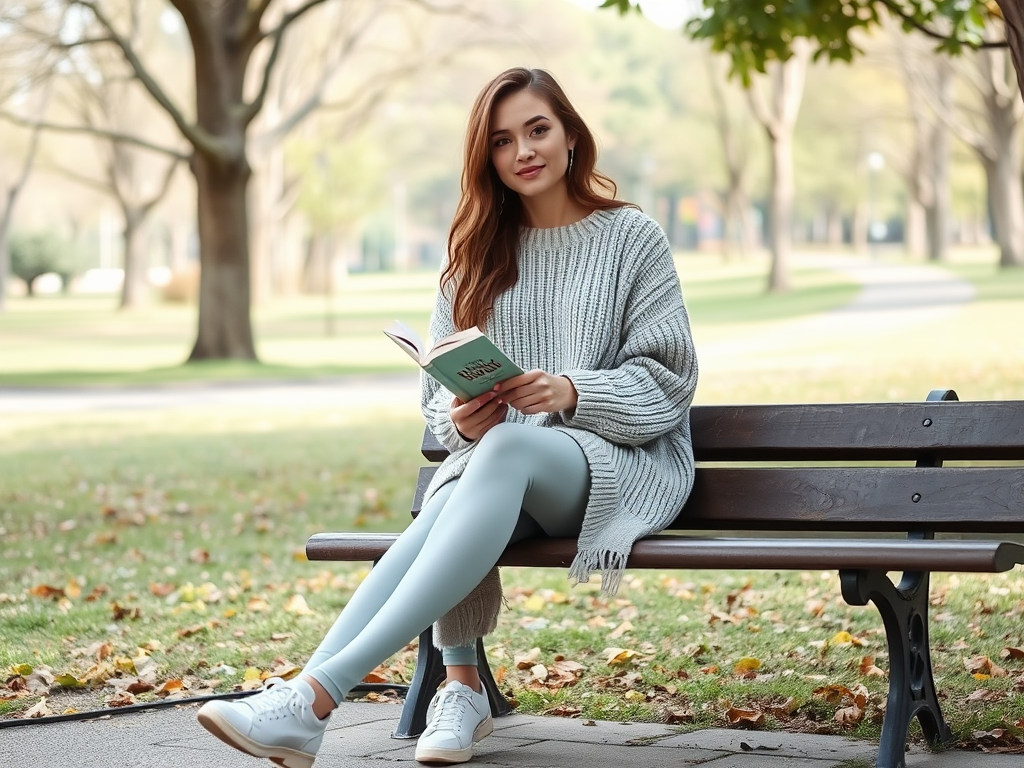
[3,700,1016,768]
[696,255,975,374]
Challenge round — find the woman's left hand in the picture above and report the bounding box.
[495,369,578,415]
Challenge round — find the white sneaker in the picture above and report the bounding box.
[197,678,329,768]
[414,681,493,764]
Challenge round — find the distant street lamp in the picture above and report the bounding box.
[867,152,885,257]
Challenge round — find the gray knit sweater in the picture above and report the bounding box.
[421,205,698,596]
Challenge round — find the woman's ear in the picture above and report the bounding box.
[567,131,578,151]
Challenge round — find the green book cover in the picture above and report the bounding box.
[384,321,524,401]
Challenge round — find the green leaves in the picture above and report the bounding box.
[599,0,1004,85]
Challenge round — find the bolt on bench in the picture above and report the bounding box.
[306,389,1024,768]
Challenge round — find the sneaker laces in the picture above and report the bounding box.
[248,682,305,722]
[428,686,473,733]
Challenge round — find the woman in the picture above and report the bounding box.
[196,66,698,768]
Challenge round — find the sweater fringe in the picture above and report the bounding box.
[569,549,628,596]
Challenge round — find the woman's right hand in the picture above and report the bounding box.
[451,389,507,441]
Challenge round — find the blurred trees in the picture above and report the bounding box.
[9,230,77,295]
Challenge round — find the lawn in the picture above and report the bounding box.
[2,249,1023,750]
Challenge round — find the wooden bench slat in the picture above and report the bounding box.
[420,402,1024,462]
[305,533,1024,573]
[413,465,1024,532]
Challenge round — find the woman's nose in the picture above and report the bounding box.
[517,144,535,161]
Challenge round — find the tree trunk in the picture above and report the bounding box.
[0,199,13,311]
[852,202,868,254]
[120,209,147,310]
[905,198,927,258]
[825,204,843,247]
[188,151,257,360]
[767,130,794,291]
[996,0,1024,102]
[984,150,1024,267]
[926,63,952,262]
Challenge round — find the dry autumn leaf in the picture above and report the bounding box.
[964,656,1008,678]
[24,698,53,719]
[28,585,65,600]
[1001,647,1024,661]
[733,657,762,674]
[725,705,765,729]
[608,620,634,640]
[283,594,314,616]
[859,656,887,678]
[106,691,136,708]
[603,647,637,667]
[515,648,542,670]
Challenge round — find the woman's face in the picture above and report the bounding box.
[489,89,575,199]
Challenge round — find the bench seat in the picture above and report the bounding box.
[306,532,1024,573]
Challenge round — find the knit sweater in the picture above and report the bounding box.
[421,205,698,595]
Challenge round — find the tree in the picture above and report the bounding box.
[746,40,810,291]
[602,0,1020,99]
[9,230,76,295]
[16,0,486,361]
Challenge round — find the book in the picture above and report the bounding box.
[384,320,524,401]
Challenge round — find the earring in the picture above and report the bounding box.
[568,148,574,177]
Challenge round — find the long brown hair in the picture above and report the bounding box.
[444,67,628,331]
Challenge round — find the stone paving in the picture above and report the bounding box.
[3,701,1018,768]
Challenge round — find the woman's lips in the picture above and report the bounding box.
[516,165,543,179]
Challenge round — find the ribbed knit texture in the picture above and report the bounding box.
[421,206,698,596]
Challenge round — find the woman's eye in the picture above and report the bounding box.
[493,137,510,148]
[531,125,549,137]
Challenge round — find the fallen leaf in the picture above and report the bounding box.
[362,672,388,684]
[529,664,548,682]
[28,585,65,600]
[270,633,292,642]
[964,656,1007,678]
[283,594,314,616]
[547,704,581,717]
[106,691,135,708]
[24,698,53,719]
[608,620,634,640]
[1001,647,1024,661]
[515,648,542,670]
[859,656,886,678]
[157,679,185,694]
[53,674,84,689]
[149,583,176,597]
[766,697,799,718]
[835,704,864,726]
[603,648,637,667]
[725,705,765,729]
[733,657,762,674]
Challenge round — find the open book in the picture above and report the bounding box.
[384,320,524,401]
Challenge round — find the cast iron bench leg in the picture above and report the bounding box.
[840,568,953,768]
[393,632,512,738]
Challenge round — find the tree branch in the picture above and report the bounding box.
[141,157,181,215]
[876,0,1008,49]
[72,0,219,155]
[0,111,191,161]
[39,163,113,195]
[243,0,334,126]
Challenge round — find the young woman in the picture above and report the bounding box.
[196,66,698,768]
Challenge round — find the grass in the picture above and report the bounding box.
[2,247,1023,750]
[0,257,860,387]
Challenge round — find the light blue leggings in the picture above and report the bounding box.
[302,423,590,704]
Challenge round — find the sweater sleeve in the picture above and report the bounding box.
[420,279,473,453]
[558,219,698,447]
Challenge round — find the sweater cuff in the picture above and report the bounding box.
[433,415,474,453]
[556,368,607,427]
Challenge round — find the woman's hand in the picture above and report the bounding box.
[451,390,508,441]
[495,370,578,415]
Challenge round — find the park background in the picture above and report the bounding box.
[1,0,1023,752]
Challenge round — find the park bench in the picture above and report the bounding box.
[306,389,1024,768]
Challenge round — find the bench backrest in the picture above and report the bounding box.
[416,392,1024,535]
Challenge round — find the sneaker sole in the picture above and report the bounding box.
[197,707,316,768]
[414,715,494,764]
